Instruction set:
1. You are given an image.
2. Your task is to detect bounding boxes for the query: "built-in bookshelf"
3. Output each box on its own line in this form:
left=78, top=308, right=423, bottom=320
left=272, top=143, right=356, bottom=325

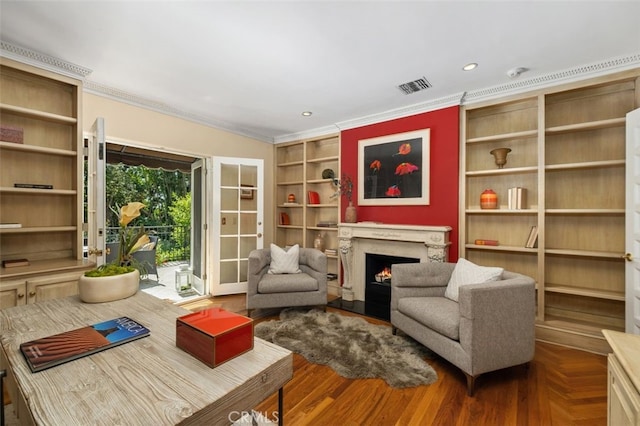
left=275, top=134, right=341, bottom=294
left=460, top=69, right=640, bottom=354
left=0, top=58, right=92, bottom=308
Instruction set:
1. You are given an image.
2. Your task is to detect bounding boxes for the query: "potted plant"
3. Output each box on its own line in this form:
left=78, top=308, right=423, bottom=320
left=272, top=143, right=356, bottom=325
left=79, top=202, right=150, bottom=303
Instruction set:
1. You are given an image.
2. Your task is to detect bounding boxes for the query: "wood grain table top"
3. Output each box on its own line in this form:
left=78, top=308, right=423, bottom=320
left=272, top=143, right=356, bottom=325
left=0, top=291, right=292, bottom=425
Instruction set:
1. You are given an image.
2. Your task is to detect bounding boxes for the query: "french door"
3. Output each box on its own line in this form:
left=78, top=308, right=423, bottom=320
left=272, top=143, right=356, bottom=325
left=86, top=118, right=107, bottom=265
left=211, top=157, right=264, bottom=295
left=626, top=107, right=640, bottom=334
left=190, top=159, right=206, bottom=295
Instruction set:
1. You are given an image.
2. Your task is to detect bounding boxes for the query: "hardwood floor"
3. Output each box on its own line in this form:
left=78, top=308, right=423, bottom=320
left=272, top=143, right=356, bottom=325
left=182, top=295, right=609, bottom=426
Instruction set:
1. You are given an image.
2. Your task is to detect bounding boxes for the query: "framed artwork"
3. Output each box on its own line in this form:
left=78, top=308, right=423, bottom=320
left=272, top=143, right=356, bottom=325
left=240, top=184, right=254, bottom=200
left=357, top=129, right=430, bottom=206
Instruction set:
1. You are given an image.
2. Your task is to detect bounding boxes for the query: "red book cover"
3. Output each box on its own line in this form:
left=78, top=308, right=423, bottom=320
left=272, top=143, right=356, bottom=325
left=474, top=239, right=499, bottom=246
left=20, top=317, right=150, bottom=372
left=307, top=191, right=320, bottom=204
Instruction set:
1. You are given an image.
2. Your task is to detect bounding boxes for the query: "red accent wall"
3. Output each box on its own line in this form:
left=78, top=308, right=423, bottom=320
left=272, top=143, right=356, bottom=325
left=340, top=105, right=460, bottom=260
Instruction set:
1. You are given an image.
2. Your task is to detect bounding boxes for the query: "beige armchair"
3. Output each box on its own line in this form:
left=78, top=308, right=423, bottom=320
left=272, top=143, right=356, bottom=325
left=390, top=262, right=536, bottom=395
left=247, top=247, right=327, bottom=317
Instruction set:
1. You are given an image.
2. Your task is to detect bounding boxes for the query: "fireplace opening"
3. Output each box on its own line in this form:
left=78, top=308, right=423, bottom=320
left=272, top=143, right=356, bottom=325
left=365, top=253, right=419, bottom=320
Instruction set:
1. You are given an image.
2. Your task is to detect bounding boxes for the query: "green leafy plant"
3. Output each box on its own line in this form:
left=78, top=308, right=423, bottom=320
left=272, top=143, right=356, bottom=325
left=85, top=202, right=149, bottom=277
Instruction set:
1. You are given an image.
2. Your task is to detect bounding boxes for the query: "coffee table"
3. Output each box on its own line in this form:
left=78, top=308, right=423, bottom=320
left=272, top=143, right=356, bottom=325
left=0, top=291, right=292, bottom=425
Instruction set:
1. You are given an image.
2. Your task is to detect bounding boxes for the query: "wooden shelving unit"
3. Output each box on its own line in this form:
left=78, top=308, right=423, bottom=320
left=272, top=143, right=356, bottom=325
left=0, top=58, right=93, bottom=308
left=274, top=134, right=341, bottom=295
left=460, top=70, right=640, bottom=354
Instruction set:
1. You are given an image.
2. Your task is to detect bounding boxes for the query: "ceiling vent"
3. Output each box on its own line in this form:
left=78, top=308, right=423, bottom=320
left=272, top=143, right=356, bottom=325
left=398, top=77, right=432, bottom=95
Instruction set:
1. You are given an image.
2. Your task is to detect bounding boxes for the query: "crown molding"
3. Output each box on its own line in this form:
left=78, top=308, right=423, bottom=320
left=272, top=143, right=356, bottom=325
left=0, top=41, right=92, bottom=78
left=462, top=52, right=640, bottom=104
left=4, top=39, right=638, bottom=144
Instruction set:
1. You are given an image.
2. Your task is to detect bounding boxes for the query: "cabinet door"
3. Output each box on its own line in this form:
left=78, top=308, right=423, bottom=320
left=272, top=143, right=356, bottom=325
left=609, top=355, right=640, bottom=426
left=26, top=272, right=81, bottom=303
left=0, top=279, right=27, bottom=308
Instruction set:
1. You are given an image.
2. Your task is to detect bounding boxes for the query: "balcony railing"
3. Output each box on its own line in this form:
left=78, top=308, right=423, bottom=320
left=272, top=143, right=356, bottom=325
left=106, top=225, right=190, bottom=263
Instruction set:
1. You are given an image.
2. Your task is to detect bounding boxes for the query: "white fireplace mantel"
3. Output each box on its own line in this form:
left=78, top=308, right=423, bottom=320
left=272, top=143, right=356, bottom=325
left=338, top=223, right=452, bottom=301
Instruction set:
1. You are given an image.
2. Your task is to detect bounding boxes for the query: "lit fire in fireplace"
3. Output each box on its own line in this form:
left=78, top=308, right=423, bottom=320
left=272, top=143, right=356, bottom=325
left=375, top=267, right=392, bottom=283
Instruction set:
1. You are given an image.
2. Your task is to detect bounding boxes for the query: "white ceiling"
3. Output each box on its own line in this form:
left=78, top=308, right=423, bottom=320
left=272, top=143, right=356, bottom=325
left=1, top=1, right=639, bottom=143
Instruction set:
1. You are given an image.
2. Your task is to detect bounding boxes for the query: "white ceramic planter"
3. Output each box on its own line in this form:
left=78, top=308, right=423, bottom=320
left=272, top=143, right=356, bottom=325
left=79, top=269, right=140, bottom=303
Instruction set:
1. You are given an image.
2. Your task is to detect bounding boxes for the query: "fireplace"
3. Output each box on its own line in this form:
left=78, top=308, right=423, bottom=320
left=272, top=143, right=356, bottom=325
left=328, top=223, right=451, bottom=320
left=364, top=254, right=419, bottom=320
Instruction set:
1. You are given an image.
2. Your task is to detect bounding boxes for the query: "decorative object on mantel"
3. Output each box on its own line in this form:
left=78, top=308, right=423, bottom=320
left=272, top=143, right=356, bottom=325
left=79, top=202, right=149, bottom=303
left=480, top=189, right=498, bottom=209
left=287, top=193, right=296, bottom=203
left=255, top=308, right=437, bottom=388
left=490, top=147, right=511, bottom=169
left=335, top=174, right=357, bottom=223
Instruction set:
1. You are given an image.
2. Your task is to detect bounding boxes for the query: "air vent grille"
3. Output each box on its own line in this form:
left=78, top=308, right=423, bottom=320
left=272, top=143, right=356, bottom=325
left=398, top=77, right=432, bottom=95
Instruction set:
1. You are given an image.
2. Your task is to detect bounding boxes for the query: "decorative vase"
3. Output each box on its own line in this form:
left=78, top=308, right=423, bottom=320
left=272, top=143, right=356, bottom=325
left=490, top=147, right=512, bottom=169
left=345, top=201, right=357, bottom=223
left=480, top=189, right=498, bottom=209
left=313, top=233, right=325, bottom=252
left=287, top=193, right=296, bottom=203
left=78, top=269, right=140, bottom=303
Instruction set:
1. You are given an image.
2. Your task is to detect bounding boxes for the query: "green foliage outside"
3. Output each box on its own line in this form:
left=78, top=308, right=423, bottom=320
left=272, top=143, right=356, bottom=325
left=106, top=164, right=191, bottom=264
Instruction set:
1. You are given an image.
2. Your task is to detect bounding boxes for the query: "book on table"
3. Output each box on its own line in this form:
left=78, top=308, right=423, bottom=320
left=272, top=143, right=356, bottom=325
left=20, top=317, right=150, bottom=373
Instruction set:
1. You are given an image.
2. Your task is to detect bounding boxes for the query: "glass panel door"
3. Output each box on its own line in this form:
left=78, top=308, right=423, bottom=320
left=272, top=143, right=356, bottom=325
left=212, top=157, right=263, bottom=295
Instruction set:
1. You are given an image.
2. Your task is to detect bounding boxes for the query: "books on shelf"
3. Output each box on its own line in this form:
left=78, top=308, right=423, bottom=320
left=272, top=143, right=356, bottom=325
left=14, top=183, right=54, bottom=190
left=279, top=212, right=290, bottom=225
left=324, top=248, right=338, bottom=256
left=20, top=317, right=150, bottom=373
left=525, top=226, right=538, bottom=248
left=2, top=258, right=30, bottom=268
left=317, top=221, right=337, bottom=228
left=474, top=239, right=499, bottom=246
left=507, top=187, right=527, bottom=209
left=0, top=223, right=22, bottom=229
left=0, top=125, right=24, bottom=143
left=327, top=273, right=338, bottom=281
left=307, top=191, right=320, bottom=204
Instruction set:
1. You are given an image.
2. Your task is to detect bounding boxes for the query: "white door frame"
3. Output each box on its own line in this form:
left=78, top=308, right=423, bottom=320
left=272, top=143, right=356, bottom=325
left=626, top=107, right=640, bottom=334
left=211, top=157, right=264, bottom=295
left=86, top=118, right=106, bottom=266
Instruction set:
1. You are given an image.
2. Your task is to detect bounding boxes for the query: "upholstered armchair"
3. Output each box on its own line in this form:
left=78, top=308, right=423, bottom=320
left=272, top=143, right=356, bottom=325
left=247, top=246, right=327, bottom=317
left=390, top=261, right=536, bottom=395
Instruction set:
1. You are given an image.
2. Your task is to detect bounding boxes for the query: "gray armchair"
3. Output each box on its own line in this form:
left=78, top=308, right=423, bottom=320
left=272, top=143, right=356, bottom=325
left=247, top=247, right=327, bottom=317
left=390, top=262, right=535, bottom=395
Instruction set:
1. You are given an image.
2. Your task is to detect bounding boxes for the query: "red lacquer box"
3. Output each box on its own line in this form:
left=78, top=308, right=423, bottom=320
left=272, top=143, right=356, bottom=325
left=176, top=308, right=254, bottom=368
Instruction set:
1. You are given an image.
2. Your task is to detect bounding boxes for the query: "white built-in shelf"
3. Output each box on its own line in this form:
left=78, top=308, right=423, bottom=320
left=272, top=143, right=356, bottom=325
left=0, top=186, right=76, bottom=195
left=466, top=209, right=538, bottom=214
left=465, top=244, right=538, bottom=253
left=545, top=248, right=624, bottom=259
left=466, top=129, right=538, bottom=144
left=0, top=103, right=77, bottom=124
left=0, top=141, right=76, bottom=157
left=545, top=159, right=625, bottom=171
left=465, top=166, right=538, bottom=177
left=276, top=181, right=304, bottom=186
left=545, top=284, right=625, bottom=301
left=546, top=209, right=625, bottom=215
left=0, top=226, right=77, bottom=234
left=307, top=155, right=339, bottom=163
left=545, top=117, right=626, bottom=135
left=277, top=160, right=304, bottom=167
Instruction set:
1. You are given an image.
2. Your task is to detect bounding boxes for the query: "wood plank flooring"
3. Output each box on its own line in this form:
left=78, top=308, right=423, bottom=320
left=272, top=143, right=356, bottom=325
left=182, top=295, right=609, bottom=426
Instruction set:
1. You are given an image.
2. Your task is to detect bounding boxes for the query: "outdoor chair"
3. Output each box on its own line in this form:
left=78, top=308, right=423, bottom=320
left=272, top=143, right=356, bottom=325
left=105, top=236, right=159, bottom=281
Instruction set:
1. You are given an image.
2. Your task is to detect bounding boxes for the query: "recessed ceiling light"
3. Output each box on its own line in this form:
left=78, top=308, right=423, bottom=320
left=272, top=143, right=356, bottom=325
left=302, top=111, right=312, bottom=117
left=462, top=63, right=478, bottom=71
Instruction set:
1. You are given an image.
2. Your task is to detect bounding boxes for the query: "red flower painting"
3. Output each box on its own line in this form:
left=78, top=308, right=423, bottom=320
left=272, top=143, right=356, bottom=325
left=385, top=185, right=401, bottom=197
left=395, top=162, right=419, bottom=175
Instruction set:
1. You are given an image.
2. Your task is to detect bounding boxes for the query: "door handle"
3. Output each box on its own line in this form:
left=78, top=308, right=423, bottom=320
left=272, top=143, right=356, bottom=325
left=88, top=247, right=104, bottom=256
left=623, top=253, right=633, bottom=262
